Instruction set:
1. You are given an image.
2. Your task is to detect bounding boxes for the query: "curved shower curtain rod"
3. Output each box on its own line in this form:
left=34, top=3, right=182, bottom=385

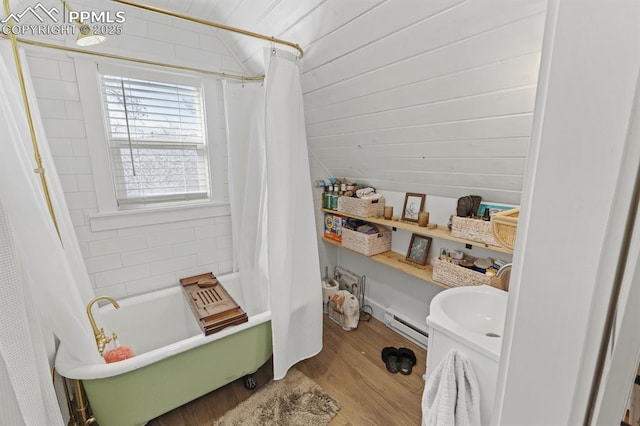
left=111, top=0, right=305, bottom=58
left=4, top=35, right=265, bottom=81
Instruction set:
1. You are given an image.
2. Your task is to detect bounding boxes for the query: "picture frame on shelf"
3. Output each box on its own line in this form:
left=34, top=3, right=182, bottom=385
left=401, top=192, right=426, bottom=222
left=405, top=233, right=432, bottom=266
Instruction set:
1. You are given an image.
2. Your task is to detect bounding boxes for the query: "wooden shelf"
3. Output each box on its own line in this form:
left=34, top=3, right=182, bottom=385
left=322, top=237, right=449, bottom=289
left=321, top=208, right=513, bottom=255
left=323, top=237, right=341, bottom=247
left=321, top=206, right=513, bottom=289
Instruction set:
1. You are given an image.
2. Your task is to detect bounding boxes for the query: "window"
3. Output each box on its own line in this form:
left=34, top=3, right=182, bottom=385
left=75, top=60, right=228, bottom=230
left=100, top=73, right=210, bottom=207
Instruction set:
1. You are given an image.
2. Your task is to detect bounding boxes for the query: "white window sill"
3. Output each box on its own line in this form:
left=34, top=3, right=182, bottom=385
left=89, top=202, right=231, bottom=232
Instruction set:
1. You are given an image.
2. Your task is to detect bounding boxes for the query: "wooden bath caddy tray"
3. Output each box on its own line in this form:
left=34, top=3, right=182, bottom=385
left=179, top=272, right=248, bottom=336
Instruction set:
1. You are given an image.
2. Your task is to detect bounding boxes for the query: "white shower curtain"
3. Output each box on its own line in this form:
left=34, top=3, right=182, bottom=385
left=223, top=80, right=269, bottom=316
left=0, top=40, right=101, bottom=367
left=0, top=203, right=64, bottom=425
left=265, top=50, right=322, bottom=379
left=224, top=50, right=322, bottom=380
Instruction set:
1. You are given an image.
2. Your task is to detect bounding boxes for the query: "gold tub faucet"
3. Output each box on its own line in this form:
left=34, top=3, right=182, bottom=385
left=86, top=296, right=120, bottom=356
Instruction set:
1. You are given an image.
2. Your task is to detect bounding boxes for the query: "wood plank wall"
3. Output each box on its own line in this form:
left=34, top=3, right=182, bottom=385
left=302, top=0, right=547, bottom=205
left=173, top=0, right=547, bottom=204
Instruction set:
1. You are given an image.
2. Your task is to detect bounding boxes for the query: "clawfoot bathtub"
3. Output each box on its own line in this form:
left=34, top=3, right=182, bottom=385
left=55, top=273, right=272, bottom=426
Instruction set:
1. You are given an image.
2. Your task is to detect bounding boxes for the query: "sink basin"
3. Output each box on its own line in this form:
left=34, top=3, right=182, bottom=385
left=426, top=285, right=508, bottom=425
left=427, top=285, right=507, bottom=361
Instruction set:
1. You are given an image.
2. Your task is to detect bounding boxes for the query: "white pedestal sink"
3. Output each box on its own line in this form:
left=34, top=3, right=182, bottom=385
left=425, top=285, right=508, bottom=426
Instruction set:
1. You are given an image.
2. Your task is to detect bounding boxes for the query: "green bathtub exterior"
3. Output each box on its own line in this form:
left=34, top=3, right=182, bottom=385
left=83, top=321, right=272, bottom=426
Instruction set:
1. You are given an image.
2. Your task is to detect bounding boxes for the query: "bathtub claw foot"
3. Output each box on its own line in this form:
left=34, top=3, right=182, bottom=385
left=243, top=374, right=257, bottom=390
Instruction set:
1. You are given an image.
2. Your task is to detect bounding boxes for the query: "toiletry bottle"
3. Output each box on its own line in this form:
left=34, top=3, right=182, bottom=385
left=325, top=185, right=332, bottom=210
left=330, top=185, right=338, bottom=210
left=323, top=185, right=330, bottom=209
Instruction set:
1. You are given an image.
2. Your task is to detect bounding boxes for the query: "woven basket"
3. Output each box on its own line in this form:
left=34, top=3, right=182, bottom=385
left=432, top=257, right=504, bottom=290
left=451, top=216, right=499, bottom=246
left=492, top=208, right=519, bottom=250
left=341, top=227, right=391, bottom=256
left=338, top=196, right=385, bottom=218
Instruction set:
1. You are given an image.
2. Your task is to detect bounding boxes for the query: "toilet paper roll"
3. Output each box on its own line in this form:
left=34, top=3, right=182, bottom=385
left=322, top=280, right=339, bottom=313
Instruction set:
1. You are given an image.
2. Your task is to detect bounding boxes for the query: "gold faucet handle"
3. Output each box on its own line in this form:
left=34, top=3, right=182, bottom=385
left=87, top=296, right=120, bottom=356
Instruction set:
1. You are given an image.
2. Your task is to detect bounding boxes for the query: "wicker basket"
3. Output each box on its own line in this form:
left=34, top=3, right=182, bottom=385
left=338, top=196, right=385, bottom=218
left=432, top=257, right=504, bottom=290
left=451, top=216, right=499, bottom=246
left=492, top=208, right=519, bottom=250
left=341, top=227, right=391, bottom=256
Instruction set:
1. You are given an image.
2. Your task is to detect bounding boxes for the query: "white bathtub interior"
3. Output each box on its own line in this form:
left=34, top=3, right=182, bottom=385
left=55, top=272, right=271, bottom=380
left=102, top=272, right=256, bottom=352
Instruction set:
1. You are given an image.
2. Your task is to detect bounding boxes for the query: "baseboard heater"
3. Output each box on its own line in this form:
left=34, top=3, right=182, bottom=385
left=384, top=309, right=429, bottom=350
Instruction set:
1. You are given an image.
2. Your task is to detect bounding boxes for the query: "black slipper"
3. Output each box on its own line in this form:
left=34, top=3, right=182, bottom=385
left=381, top=347, right=400, bottom=373
left=398, top=347, right=416, bottom=375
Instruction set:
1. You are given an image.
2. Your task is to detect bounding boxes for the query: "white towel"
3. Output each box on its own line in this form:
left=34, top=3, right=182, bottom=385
left=356, top=187, right=375, bottom=198
left=422, top=349, right=481, bottom=426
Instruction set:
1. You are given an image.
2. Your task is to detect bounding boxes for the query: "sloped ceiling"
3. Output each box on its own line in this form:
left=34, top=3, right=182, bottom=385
left=139, top=0, right=547, bottom=205
left=6, top=0, right=547, bottom=204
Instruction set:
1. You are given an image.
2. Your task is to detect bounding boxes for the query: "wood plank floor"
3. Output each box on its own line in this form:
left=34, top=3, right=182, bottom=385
left=147, top=315, right=427, bottom=425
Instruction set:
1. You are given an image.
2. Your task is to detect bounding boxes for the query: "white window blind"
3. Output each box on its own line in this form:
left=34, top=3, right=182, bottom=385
left=101, top=74, right=210, bottom=206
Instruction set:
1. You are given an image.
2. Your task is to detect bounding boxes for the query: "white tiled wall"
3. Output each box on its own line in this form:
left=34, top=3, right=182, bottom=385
left=25, top=12, right=244, bottom=299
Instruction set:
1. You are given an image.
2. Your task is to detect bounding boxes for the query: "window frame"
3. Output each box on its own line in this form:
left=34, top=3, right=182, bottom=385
left=75, top=59, right=229, bottom=231
left=101, top=72, right=209, bottom=207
